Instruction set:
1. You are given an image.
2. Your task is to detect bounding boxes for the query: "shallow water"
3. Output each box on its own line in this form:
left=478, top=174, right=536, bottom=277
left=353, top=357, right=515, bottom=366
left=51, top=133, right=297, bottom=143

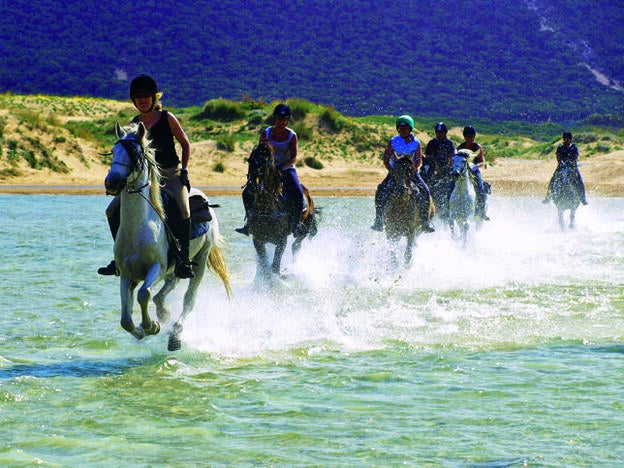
left=0, top=194, right=622, bottom=466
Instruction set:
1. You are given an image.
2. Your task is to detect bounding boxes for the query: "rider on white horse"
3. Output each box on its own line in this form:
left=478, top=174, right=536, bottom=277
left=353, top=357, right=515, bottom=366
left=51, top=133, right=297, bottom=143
left=457, top=126, right=491, bottom=221
left=542, top=131, right=588, bottom=206
left=371, top=115, right=435, bottom=233
left=98, top=74, right=196, bottom=279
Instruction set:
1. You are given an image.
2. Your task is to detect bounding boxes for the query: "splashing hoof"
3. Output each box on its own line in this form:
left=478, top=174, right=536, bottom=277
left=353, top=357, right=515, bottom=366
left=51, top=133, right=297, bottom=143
left=168, top=333, right=182, bottom=351
left=142, top=320, right=161, bottom=336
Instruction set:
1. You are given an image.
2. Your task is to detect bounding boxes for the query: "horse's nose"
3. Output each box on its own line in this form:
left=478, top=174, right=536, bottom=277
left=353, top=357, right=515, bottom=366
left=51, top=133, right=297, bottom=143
left=105, top=173, right=121, bottom=195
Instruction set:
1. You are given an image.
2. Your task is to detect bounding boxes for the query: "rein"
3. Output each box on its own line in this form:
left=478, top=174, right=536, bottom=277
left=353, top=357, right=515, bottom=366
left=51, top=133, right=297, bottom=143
left=111, top=136, right=181, bottom=251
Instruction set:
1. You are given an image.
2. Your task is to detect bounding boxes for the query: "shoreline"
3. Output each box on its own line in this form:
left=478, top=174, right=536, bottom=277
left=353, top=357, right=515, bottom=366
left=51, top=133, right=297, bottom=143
left=0, top=182, right=621, bottom=197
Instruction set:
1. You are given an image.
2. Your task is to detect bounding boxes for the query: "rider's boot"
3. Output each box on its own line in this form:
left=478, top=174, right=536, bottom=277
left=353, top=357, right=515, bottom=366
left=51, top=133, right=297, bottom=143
left=235, top=220, right=250, bottom=236
left=371, top=191, right=384, bottom=231
left=581, top=186, right=588, bottom=205
left=175, top=218, right=196, bottom=279
left=417, top=195, right=435, bottom=233
left=476, top=193, right=491, bottom=221
left=371, top=214, right=384, bottom=231
left=293, top=221, right=308, bottom=238
left=98, top=208, right=120, bottom=276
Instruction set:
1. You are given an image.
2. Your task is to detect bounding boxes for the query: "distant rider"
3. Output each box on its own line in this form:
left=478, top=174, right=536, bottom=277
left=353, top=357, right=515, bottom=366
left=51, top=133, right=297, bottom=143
left=457, top=125, right=491, bottom=221
left=235, top=103, right=307, bottom=237
left=98, top=74, right=196, bottom=278
left=371, top=114, right=435, bottom=233
left=542, top=131, right=588, bottom=205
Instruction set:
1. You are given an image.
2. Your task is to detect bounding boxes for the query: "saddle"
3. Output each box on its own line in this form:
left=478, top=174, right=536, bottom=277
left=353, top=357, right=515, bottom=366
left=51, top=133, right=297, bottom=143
left=162, top=188, right=217, bottom=242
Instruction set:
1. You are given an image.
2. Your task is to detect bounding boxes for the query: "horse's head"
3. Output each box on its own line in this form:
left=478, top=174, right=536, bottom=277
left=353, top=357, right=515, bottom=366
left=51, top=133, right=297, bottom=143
left=451, top=150, right=472, bottom=180
left=390, top=156, right=415, bottom=190
left=247, top=142, right=279, bottom=192
left=104, top=122, right=159, bottom=196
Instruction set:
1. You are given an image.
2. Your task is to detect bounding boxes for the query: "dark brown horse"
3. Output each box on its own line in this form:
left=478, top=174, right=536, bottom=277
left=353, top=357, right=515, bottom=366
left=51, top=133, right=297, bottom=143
left=384, top=156, right=434, bottom=266
left=244, top=143, right=318, bottom=278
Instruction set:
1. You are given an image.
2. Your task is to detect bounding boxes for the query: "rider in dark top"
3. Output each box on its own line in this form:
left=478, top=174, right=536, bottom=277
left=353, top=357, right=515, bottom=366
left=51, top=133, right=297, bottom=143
left=422, top=122, right=456, bottom=181
left=542, top=131, right=588, bottom=205
left=98, top=74, right=196, bottom=278
left=457, top=125, right=490, bottom=221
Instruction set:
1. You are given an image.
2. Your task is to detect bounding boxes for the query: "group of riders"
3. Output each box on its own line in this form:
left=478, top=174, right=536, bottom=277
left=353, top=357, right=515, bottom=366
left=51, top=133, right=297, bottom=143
left=97, top=74, right=588, bottom=279
left=371, top=115, right=492, bottom=234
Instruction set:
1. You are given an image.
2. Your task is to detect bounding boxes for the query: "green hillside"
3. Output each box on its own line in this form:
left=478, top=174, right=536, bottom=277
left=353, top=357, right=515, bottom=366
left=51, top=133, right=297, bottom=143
left=1, top=94, right=623, bottom=186
left=0, top=1, right=623, bottom=122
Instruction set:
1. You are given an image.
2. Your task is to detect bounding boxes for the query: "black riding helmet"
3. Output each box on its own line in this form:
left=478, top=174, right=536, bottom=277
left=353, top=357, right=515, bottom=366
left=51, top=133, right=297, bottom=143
left=130, top=74, right=159, bottom=98
left=463, top=125, right=477, bottom=138
left=562, top=131, right=573, bottom=140
left=435, top=122, right=448, bottom=133
left=273, top=104, right=292, bottom=119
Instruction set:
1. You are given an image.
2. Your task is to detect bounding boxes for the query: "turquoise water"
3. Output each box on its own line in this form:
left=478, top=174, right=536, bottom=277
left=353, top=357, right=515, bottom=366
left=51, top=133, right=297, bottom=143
left=1, top=194, right=623, bottom=466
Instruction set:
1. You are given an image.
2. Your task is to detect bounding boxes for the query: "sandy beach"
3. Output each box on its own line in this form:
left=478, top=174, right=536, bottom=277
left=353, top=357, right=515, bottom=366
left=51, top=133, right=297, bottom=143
left=1, top=149, right=622, bottom=197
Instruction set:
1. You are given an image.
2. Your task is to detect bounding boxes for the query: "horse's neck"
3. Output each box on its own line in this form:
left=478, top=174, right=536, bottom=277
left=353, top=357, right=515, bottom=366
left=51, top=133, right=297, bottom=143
left=454, top=170, right=474, bottom=196
left=119, top=187, right=165, bottom=239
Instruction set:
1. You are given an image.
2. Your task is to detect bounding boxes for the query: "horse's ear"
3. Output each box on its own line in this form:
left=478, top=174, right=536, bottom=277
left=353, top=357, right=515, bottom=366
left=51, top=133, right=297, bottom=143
left=115, top=121, right=125, bottom=139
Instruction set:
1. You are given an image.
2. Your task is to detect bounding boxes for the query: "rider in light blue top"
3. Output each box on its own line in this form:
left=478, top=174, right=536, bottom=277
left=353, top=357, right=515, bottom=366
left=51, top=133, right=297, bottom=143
left=371, top=115, right=435, bottom=233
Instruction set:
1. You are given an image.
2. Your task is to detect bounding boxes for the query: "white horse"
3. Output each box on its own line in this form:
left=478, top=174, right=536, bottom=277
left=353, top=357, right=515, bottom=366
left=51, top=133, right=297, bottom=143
left=104, top=122, right=231, bottom=351
left=448, top=149, right=477, bottom=246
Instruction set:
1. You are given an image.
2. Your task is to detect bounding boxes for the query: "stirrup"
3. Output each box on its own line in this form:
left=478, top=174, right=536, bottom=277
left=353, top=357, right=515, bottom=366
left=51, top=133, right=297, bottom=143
left=421, top=221, right=435, bottom=233
left=371, top=220, right=384, bottom=231
left=97, top=260, right=117, bottom=276
left=175, top=260, right=195, bottom=279
left=293, top=222, right=308, bottom=238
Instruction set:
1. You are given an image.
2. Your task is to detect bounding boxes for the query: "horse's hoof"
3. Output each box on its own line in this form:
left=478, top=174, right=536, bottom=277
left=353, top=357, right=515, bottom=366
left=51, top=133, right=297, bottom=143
left=142, top=321, right=161, bottom=336
left=168, top=334, right=182, bottom=351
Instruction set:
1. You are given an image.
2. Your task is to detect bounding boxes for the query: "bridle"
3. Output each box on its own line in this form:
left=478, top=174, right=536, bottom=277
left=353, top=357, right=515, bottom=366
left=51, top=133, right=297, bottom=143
left=108, top=137, right=151, bottom=194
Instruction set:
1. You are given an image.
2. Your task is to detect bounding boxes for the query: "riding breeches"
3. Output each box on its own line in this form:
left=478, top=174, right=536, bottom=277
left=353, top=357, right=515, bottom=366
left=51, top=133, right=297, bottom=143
left=280, top=166, right=305, bottom=225
left=161, top=166, right=190, bottom=219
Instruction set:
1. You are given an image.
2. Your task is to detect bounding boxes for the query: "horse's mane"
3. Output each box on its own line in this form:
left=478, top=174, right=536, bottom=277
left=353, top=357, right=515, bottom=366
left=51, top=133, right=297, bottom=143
left=122, top=123, right=165, bottom=219
left=247, top=143, right=281, bottom=195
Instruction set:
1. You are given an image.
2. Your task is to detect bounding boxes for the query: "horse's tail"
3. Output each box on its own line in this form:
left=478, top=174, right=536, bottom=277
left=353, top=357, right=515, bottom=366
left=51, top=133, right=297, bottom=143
left=207, top=237, right=232, bottom=299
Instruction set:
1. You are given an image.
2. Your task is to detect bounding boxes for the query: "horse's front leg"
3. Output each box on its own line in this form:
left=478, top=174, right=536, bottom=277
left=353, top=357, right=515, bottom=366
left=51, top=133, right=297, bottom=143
left=120, top=277, right=143, bottom=339
left=404, top=231, right=415, bottom=267
left=136, top=264, right=162, bottom=337
left=569, top=209, right=576, bottom=229
left=253, top=238, right=270, bottom=276
left=557, top=209, right=566, bottom=231
left=272, top=237, right=288, bottom=275
left=154, top=275, right=177, bottom=324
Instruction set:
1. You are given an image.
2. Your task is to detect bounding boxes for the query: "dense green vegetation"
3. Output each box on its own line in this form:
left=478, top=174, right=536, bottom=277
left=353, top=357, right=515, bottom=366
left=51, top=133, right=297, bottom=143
left=1, top=94, right=622, bottom=183
left=0, top=1, right=622, bottom=123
